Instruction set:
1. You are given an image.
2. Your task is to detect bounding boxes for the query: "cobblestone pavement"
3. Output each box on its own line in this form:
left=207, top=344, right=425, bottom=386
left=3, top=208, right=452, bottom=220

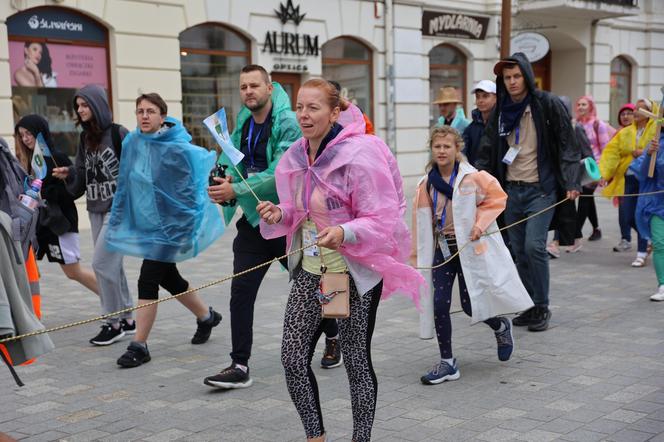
left=1, top=199, right=664, bottom=441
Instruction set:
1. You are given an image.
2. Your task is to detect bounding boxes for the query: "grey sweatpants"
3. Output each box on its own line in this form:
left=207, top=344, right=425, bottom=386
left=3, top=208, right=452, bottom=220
left=89, top=212, right=133, bottom=324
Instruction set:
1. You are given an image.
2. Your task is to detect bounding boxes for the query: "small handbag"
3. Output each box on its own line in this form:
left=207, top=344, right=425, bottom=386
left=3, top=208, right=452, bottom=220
left=316, top=252, right=350, bottom=319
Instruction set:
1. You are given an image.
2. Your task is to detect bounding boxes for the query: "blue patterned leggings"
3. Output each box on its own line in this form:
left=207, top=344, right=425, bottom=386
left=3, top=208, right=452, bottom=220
left=432, top=245, right=502, bottom=359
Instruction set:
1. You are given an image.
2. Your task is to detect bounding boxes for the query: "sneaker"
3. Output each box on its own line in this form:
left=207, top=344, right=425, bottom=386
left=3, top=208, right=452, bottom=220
left=546, top=242, right=560, bottom=259
left=320, top=338, right=343, bottom=369
left=631, top=255, right=647, bottom=268
left=191, top=307, right=222, bottom=345
left=588, top=228, right=602, bottom=241
left=420, top=359, right=460, bottom=385
left=527, top=306, right=552, bottom=332
left=650, top=286, right=664, bottom=302
left=120, top=319, right=136, bottom=335
left=117, top=342, right=151, bottom=368
left=613, top=239, right=632, bottom=252
left=494, top=318, right=514, bottom=361
left=204, top=364, right=253, bottom=389
left=89, top=324, right=125, bottom=346
left=513, top=307, right=535, bottom=327
left=567, top=239, right=583, bottom=253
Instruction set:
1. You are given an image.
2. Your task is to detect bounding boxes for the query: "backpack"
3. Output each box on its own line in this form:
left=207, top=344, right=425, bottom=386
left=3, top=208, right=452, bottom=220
left=0, top=139, right=38, bottom=259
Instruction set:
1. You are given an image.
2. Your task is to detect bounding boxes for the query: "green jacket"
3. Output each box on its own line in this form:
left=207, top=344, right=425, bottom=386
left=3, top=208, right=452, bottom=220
left=217, top=82, right=301, bottom=227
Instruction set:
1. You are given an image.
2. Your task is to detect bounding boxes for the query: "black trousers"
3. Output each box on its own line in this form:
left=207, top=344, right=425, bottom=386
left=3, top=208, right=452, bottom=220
left=230, top=216, right=288, bottom=365
left=229, top=216, right=339, bottom=364
left=575, top=186, right=599, bottom=238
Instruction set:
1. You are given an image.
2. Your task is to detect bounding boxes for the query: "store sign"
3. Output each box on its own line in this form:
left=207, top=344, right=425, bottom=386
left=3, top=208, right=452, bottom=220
left=422, top=10, right=489, bottom=40
left=511, top=32, right=550, bottom=63
left=7, top=8, right=106, bottom=43
left=263, top=0, right=319, bottom=72
left=263, top=32, right=318, bottom=56
left=275, top=0, right=306, bottom=25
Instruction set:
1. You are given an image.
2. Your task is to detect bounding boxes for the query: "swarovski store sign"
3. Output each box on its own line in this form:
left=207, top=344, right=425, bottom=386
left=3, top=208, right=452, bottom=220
left=262, top=0, right=320, bottom=72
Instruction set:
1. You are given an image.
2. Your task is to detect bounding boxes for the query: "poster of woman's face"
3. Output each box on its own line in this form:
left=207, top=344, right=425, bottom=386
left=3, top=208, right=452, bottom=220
left=10, top=40, right=109, bottom=156
left=13, top=41, right=55, bottom=87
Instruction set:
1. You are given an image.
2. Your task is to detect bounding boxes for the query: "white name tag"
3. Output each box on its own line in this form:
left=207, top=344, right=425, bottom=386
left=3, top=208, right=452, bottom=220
left=502, top=145, right=521, bottom=165
left=437, top=234, right=452, bottom=260
left=303, top=225, right=319, bottom=257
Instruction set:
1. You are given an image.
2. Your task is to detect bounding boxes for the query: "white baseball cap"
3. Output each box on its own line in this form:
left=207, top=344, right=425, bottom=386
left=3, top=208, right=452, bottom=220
left=471, top=80, right=496, bottom=94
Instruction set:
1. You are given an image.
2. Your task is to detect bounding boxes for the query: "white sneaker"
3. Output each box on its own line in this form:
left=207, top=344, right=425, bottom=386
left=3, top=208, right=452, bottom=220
left=650, top=286, right=664, bottom=302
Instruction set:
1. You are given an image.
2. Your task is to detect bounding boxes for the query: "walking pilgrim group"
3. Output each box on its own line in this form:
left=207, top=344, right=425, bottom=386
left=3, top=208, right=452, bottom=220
left=2, top=52, right=663, bottom=441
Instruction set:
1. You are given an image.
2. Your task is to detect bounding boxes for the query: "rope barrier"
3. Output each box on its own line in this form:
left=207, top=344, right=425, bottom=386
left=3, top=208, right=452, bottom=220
left=1, top=189, right=663, bottom=346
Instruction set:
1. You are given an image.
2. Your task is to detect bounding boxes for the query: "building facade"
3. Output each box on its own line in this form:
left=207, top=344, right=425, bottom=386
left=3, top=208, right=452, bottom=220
left=1, top=0, right=661, bottom=188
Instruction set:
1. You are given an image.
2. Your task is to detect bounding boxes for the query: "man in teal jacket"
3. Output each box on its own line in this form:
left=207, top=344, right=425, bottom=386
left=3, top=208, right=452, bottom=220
left=205, top=65, right=301, bottom=389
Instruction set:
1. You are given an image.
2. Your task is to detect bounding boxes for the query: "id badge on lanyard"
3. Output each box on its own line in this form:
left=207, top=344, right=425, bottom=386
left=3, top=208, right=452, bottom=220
left=246, top=119, right=263, bottom=177
left=502, top=126, right=521, bottom=165
left=303, top=220, right=320, bottom=257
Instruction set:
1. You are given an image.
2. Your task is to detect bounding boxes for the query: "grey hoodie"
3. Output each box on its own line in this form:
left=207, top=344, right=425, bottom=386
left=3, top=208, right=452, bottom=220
left=66, top=85, right=128, bottom=213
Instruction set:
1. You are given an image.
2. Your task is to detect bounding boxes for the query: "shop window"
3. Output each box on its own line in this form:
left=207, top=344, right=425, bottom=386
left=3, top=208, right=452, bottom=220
left=8, top=7, right=110, bottom=156
left=429, top=44, right=467, bottom=126
left=322, top=37, right=373, bottom=119
left=610, top=56, right=632, bottom=128
left=180, top=24, right=250, bottom=149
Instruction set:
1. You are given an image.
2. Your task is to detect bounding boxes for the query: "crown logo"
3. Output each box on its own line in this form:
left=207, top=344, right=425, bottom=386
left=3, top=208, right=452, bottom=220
left=275, top=0, right=306, bottom=25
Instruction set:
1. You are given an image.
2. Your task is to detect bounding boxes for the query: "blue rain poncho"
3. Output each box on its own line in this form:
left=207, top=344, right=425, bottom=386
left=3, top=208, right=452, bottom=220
left=630, top=132, right=664, bottom=240
left=105, top=117, right=224, bottom=262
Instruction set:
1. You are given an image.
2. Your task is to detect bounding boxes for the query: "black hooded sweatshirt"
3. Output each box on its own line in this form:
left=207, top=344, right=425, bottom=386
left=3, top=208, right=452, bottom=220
left=66, top=85, right=128, bottom=214
left=15, top=114, right=78, bottom=234
left=476, top=52, right=581, bottom=194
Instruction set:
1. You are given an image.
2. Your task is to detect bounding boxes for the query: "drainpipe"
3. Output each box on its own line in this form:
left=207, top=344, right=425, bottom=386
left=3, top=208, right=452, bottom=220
left=590, top=19, right=598, bottom=114
left=384, top=0, right=396, bottom=153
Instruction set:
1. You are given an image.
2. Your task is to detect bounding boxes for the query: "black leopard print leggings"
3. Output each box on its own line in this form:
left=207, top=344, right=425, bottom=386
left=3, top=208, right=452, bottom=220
left=282, top=270, right=382, bottom=441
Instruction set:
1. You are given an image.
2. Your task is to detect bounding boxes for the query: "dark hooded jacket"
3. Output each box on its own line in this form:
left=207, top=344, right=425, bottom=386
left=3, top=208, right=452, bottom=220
left=476, top=53, right=581, bottom=194
left=15, top=115, right=78, bottom=235
left=463, top=108, right=492, bottom=167
left=65, top=85, right=128, bottom=213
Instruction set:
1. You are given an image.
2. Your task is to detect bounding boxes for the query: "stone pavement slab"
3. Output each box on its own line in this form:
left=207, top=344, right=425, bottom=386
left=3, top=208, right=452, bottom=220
left=1, top=199, right=663, bottom=441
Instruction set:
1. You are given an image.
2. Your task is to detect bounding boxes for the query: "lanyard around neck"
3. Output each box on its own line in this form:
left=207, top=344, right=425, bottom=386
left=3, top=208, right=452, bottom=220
left=247, top=118, right=264, bottom=168
left=432, top=168, right=457, bottom=231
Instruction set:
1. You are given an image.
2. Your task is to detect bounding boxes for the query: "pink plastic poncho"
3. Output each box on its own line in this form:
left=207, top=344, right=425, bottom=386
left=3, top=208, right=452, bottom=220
left=260, top=104, right=423, bottom=306
left=575, top=95, right=616, bottom=161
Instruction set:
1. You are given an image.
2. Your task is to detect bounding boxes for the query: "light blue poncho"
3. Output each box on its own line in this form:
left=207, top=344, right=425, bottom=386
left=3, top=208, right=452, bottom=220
left=105, top=117, right=224, bottom=262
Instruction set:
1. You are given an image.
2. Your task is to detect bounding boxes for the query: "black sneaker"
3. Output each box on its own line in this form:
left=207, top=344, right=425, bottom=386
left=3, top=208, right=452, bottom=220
left=528, top=306, right=552, bottom=332
left=320, top=338, right=343, bottom=369
left=494, top=318, right=514, bottom=361
left=120, top=319, right=136, bottom=335
left=588, top=228, right=602, bottom=241
left=117, top=342, right=151, bottom=368
left=204, top=364, right=252, bottom=389
left=191, top=307, right=222, bottom=345
left=89, top=324, right=125, bottom=346
left=512, top=307, right=535, bottom=327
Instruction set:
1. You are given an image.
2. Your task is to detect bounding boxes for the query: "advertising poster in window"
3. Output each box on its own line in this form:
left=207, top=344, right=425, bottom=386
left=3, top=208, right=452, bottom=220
left=10, top=41, right=108, bottom=156
left=8, top=7, right=109, bottom=157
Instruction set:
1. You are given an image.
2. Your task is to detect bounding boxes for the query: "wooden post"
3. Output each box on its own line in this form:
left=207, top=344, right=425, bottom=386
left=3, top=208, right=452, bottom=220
left=501, top=0, right=512, bottom=59
left=649, top=106, right=662, bottom=178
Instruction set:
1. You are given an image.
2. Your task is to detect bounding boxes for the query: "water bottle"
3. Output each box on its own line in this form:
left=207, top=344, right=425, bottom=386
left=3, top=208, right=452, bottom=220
left=19, top=179, right=42, bottom=210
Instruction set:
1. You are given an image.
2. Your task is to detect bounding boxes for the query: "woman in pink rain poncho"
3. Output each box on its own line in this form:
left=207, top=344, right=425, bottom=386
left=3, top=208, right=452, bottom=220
left=574, top=95, right=616, bottom=244
left=258, top=79, right=423, bottom=442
